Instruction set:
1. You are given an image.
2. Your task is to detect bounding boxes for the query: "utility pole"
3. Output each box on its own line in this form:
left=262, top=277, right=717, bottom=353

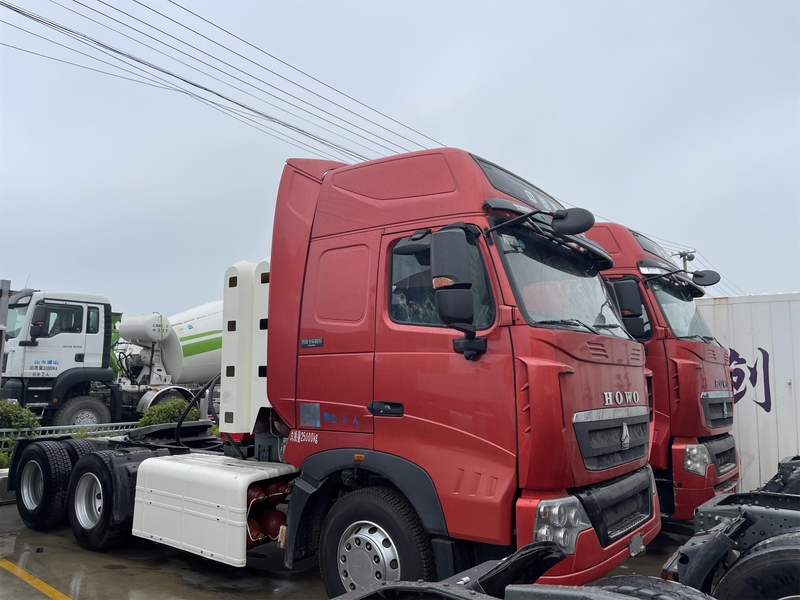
left=673, top=250, right=696, bottom=272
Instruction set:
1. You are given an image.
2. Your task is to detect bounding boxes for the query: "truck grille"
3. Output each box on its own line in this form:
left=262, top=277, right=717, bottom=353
left=701, top=433, right=737, bottom=475
left=573, top=406, right=649, bottom=471
left=573, top=466, right=654, bottom=547
left=701, top=391, right=733, bottom=429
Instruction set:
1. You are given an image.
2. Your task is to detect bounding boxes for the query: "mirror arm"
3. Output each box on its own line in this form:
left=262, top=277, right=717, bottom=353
left=483, top=210, right=542, bottom=237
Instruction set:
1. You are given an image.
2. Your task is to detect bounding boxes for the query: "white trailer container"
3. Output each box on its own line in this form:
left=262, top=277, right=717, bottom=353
left=697, top=293, right=800, bottom=491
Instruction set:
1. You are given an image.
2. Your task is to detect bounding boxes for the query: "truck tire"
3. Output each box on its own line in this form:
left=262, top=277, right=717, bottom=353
left=15, top=441, right=72, bottom=529
left=60, top=439, right=98, bottom=466
left=319, top=486, right=435, bottom=597
left=587, top=575, right=714, bottom=600
left=713, top=531, right=800, bottom=600
left=53, top=396, right=111, bottom=426
left=67, top=451, right=130, bottom=550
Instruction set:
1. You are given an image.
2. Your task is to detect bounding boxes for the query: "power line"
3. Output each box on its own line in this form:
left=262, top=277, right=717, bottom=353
left=0, top=14, right=351, bottom=162
left=1, top=1, right=366, bottom=162
left=45, top=0, right=386, bottom=160
left=146, top=0, right=439, bottom=151
left=64, top=0, right=372, bottom=160
left=91, top=0, right=411, bottom=155
left=168, top=0, right=444, bottom=149
left=0, top=36, right=343, bottom=163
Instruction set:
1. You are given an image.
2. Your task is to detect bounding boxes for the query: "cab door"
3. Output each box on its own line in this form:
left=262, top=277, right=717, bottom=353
left=84, top=305, right=106, bottom=367
left=23, top=301, right=86, bottom=379
left=372, top=224, right=518, bottom=546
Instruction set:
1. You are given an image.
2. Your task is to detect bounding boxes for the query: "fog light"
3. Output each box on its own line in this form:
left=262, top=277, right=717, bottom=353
left=534, top=525, right=553, bottom=542
left=533, top=496, right=591, bottom=555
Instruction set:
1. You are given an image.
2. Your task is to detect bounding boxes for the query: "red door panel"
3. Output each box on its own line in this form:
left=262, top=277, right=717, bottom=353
left=297, top=231, right=380, bottom=436
left=373, top=228, right=517, bottom=546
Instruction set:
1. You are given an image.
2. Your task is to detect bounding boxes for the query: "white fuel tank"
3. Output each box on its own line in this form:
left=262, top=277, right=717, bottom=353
left=119, top=301, right=223, bottom=385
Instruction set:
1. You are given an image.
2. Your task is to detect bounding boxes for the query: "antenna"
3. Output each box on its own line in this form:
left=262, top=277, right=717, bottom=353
left=23, top=273, right=31, bottom=288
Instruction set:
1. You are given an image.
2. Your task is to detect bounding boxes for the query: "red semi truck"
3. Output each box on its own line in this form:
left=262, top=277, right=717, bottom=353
left=586, top=223, right=738, bottom=522
left=10, top=149, right=660, bottom=597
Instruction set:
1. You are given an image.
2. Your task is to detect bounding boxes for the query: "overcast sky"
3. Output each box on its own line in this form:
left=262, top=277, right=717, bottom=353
left=1, top=0, right=798, bottom=318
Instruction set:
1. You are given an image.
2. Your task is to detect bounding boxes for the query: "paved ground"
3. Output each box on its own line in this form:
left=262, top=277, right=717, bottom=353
left=0, top=503, right=686, bottom=600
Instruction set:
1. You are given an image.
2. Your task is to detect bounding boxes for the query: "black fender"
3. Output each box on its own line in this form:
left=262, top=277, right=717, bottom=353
left=49, top=367, right=121, bottom=422
left=284, top=449, right=448, bottom=570
left=51, top=367, right=115, bottom=407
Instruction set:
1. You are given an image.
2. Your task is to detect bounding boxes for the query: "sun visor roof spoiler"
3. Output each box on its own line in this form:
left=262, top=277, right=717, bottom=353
left=483, top=198, right=615, bottom=271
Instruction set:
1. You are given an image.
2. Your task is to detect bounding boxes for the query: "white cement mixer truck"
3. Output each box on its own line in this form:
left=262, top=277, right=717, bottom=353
left=1, top=289, right=223, bottom=425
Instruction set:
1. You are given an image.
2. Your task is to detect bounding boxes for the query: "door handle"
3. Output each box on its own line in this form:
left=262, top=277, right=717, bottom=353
left=367, top=401, right=404, bottom=417
left=75, top=353, right=84, bottom=362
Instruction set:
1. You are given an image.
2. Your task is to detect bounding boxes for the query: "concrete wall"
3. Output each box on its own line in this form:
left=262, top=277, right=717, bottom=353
left=697, top=293, right=800, bottom=491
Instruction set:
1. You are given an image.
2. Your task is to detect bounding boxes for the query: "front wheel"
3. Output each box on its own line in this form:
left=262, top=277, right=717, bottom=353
left=319, top=486, right=435, bottom=597
left=53, top=396, right=111, bottom=426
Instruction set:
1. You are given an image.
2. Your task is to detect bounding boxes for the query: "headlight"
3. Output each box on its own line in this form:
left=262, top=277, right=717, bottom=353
left=533, top=496, right=591, bottom=555
left=683, top=444, right=712, bottom=476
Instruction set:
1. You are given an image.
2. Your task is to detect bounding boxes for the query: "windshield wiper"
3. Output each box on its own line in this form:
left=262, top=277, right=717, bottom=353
left=594, top=323, right=622, bottom=329
left=536, top=319, right=600, bottom=335
left=678, top=334, right=707, bottom=342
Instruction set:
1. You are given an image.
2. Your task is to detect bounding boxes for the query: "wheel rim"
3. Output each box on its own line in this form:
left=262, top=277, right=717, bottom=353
left=74, top=472, right=103, bottom=530
left=337, top=520, right=401, bottom=591
left=72, top=410, right=99, bottom=425
left=20, top=460, right=44, bottom=511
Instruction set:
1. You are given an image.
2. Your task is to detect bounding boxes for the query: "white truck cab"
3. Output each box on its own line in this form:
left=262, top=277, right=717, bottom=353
left=2, top=289, right=118, bottom=425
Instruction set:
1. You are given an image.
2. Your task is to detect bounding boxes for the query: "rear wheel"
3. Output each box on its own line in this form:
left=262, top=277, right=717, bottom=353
left=54, top=396, right=111, bottom=426
left=319, top=486, right=435, bottom=598
left=587, top=575, right=714, bottom=599
left=14, top=441, right=72, bottom=529
left=713, top=530, right=800, bottom=600
left=60, top=439, right=98, bottom=466
left=67, top=451, right=129, bottom=550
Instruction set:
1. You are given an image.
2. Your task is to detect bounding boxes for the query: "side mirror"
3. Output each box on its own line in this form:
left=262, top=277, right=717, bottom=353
left=622, top=316, right=646, bottom=339
left=30, top=305, right=48, bottom=340
left=430, top=228, right=474, bottom=329
left=551, top=208, right=595, bottom=235
left=692, top=270, right=720, bottom=287
left=430, top=227, right=486, bottom=360
left=612, top=280, right=643, bottom=317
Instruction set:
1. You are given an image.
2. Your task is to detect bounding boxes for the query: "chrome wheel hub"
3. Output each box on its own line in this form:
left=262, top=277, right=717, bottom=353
left=74, top=472, right=103, bottom=530
left=337, top=520, right=400, bottom=591
left=73, top=410, right=99, bottom=425
left=20, top=460, right=44, bottom=511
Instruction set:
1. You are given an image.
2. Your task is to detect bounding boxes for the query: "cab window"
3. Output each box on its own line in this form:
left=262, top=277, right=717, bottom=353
left=87, top=307, right=100, bottom=334
left=390, top=234, right=494, bottom=329
left=37, top=304, right=84, bottom=338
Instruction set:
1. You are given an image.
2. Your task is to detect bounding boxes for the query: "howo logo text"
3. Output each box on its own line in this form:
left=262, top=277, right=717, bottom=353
left=603, top=391, right=641, bottom=406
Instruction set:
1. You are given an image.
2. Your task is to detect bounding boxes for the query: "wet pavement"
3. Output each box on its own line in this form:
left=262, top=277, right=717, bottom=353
left=0, top=503, right=686, bottom=600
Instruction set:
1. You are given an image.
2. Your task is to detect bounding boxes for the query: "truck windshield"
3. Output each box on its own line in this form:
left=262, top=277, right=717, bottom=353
left=6, top=305, right=28, bottom=339
left=495, top=225, right=628, bottom=338
left=651, top=279, right=717, bottom=343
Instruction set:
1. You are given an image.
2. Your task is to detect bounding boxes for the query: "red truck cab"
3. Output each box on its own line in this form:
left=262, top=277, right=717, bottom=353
left=586, top=223, right=738, bottom=522
left=262, top=149, right=660, bottom=595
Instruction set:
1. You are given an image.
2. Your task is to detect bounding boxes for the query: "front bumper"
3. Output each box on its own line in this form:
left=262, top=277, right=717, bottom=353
left=536, top=500, right=661, bottom=585
left=671, top=436, right=739, bottom=521
left=515, top=467, right=662, bottom=586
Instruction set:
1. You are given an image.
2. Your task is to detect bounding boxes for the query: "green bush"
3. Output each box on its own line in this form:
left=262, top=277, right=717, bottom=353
left=0, top=452, right=9, bottom=470
left=138, top=399, right=199, bottom=428
left=0, top=400, right=39, bottom=431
